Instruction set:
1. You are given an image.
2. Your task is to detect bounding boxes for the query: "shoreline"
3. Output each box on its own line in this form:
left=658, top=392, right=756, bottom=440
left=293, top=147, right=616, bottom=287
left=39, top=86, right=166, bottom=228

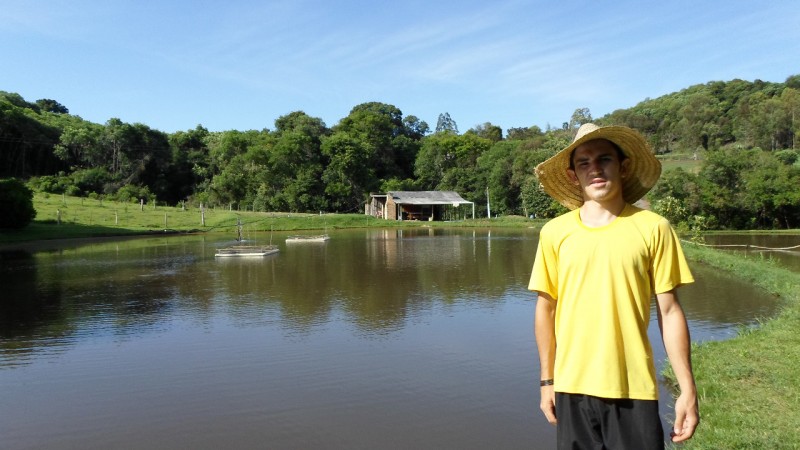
left=663, top=243, right=800, bottom=448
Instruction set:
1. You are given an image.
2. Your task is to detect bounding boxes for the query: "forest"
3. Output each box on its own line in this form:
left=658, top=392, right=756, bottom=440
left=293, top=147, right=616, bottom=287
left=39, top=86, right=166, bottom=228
left=1, top=74, right=799, bottom=230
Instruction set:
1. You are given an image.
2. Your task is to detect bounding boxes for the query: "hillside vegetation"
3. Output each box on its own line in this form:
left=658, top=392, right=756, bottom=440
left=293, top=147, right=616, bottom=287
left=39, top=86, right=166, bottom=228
left=2, top=74, right=799, bottom=230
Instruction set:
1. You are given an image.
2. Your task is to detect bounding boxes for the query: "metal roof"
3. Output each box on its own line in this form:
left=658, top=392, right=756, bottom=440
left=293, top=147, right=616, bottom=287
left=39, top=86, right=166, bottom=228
left=387, top=191, right=473, bottom=205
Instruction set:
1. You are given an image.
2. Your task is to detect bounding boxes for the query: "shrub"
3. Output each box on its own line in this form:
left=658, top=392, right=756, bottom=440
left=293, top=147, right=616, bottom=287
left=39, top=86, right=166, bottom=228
left=111, top=184, right=154, bottom=204
left=70, top=168, right=111, bottom=195
left=0, top=178, right=36, bottom=229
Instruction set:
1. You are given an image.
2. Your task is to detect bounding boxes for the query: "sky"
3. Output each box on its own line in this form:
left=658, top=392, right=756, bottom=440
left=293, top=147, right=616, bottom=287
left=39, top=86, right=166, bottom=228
left=2, top=0, right=799, bottom=135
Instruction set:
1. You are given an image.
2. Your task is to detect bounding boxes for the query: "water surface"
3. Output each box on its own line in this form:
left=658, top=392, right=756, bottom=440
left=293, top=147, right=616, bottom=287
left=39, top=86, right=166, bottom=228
left=0, top=229, right=782, bottom=449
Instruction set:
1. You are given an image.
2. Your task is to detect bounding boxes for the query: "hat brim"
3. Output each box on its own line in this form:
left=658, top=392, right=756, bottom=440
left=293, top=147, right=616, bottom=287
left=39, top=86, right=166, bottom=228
left=534, top=126, right=661, bottom=210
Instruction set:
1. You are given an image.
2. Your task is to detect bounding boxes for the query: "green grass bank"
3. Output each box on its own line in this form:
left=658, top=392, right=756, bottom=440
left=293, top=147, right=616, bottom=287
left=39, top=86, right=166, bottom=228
left=666, top=244, right=800, bottom=449
left=0, top=194, right=539, bottom=244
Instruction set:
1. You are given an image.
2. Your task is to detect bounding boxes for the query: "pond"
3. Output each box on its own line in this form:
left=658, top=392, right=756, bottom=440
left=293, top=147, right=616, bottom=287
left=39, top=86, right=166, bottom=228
left=702, top=233, right=800, bottom=273
left=0, top=228, right=783, bottom=449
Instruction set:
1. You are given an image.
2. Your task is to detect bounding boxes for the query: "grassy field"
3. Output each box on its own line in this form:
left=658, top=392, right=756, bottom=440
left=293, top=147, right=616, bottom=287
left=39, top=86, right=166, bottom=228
left=659, top=154, right=703, bottom=173
left=0, top=193, right=539, bottom=244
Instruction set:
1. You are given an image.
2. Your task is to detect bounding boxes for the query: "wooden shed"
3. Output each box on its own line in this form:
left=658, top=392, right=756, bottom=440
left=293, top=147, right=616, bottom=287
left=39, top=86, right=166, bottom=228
left=366, top=191, right=475, bottom=221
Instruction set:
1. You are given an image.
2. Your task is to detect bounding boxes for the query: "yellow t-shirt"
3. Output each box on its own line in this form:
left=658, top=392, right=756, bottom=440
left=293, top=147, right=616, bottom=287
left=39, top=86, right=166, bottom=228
left=528, top=204, right=694, bottom=400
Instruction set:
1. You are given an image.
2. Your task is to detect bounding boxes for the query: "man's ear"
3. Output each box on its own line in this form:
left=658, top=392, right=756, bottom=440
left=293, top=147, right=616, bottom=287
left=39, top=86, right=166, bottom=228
left=566, top=168, right=579, bottom=185
left=620, top=158, right=631, bottom=179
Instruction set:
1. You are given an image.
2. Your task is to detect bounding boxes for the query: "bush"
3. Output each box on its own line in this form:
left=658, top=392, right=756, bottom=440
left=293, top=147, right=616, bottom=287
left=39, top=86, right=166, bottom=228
left=0, top=178, right=36, bottom=229
left=111, top=184, right=154, bottom=203
left=28, top=174, right=68, bottom=194
left=70, top=168, right=111, bottom=195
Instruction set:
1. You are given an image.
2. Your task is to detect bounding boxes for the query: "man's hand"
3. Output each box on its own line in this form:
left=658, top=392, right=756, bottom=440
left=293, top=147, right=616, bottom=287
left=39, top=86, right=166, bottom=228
left=540, top=385, right=557, bottom=425
left=671, top=390, right=699, bottom=442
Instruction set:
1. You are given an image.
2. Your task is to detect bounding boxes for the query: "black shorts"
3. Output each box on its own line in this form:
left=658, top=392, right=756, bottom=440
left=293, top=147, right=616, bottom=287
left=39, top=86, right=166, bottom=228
left=555, top=393, right=664, bottom=450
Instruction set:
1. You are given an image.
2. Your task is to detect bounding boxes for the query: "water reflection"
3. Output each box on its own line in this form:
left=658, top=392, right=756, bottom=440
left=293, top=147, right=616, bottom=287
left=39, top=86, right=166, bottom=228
left=0, top=229, right=783, bottom=449
left=679, top=262, right=783, bottom=341
left=703, top=233, right=800, bottom=272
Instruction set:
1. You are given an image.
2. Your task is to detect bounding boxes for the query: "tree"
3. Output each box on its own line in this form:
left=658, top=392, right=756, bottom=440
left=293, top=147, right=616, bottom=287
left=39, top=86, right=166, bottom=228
left=169, top=125, right=211, bottom=203
left=677, top=91, right=721, bottom=150
left=35, top=99, right=69, bottom=114
left=435, top=112, right=459, bottom=134
left=105, top=122, right=174, bottom=201
left=697, top=147, right=756, bottom=228
left=207, top=154, right=252, bottom=207
left=515, top=142, right=566, bottom=218
left=403, top=115, right=429, bottom=139
left=780, top=88, right=800, bottom=149
left=785, top=74, right=800, bottom=90
left=521, top=177, right=565, bottom=219
left=649, top=167, right=703, bottom=225
left=414, top=132, right=491, bottom=208
left=0, top=178, right=36, bottom=229
left=477, top=141, right=517, bottom=214
left=54, top=123, right=102, bottom=169
left=100, top=118, right=134, bottom=177
left=266, top=111, right=328, bottom=211
left=205, top=130, right=255, bottom=175
left=414, top=132, right=461, bottom=189
left=325, top=102, right=423, bottom=206
left=568, top=108, right=592, bottom=130
left=335, top=102, right=418, bottom=181
left=507, top=125, right=543, bottom=141
left=741, top=151, right=800, bottom=228
left=321, top=132, right=374, bottom=211
left=0, top=94, right=64, bottom=177
left=467, top=122, right=503, bottom=143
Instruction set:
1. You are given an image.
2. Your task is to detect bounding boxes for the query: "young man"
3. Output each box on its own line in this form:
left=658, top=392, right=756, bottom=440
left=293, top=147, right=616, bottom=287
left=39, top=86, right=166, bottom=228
left=529, top=123, right=699, bottom=449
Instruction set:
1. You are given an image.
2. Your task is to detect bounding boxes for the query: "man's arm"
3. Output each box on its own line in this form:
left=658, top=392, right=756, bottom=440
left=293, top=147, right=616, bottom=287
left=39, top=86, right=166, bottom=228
left=656, top=290, right=699, bottom=443
left=535, top=291, right=557, bottom=425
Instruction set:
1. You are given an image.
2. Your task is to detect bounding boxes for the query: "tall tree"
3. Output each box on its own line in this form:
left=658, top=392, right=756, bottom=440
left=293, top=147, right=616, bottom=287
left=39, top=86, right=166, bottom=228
left=414, top=132, right=491, bottom=206
left=435, top=112, right=459, bottom=134
left=477, top=141, right=517, bottom=214
left=741, top=150, right=800, bottom=228
left=403, top=115, right=430, bottom=139
left=321, top=132, right=374, bottom=211
left=328, top=102, right=422, bottom=200
left=266, top=111, right=329, bottom=211
left=169, top=125, right=211, bottom=203
left=54, top=123, right=103, bottom=169
left=697, top=147, right=755, bottom=228
left=568, top=107, right=592, bottom=130
left=467, top=122, right=503, bottom=143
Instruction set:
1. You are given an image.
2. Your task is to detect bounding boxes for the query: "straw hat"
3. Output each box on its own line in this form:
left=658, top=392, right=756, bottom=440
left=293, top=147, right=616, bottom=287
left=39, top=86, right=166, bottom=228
left=534, top=123, right=661, bottom=210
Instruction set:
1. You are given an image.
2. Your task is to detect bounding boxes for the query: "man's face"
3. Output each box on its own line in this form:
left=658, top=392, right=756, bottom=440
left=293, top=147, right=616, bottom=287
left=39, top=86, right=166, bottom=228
left=567, top=139, right=630, bottom=205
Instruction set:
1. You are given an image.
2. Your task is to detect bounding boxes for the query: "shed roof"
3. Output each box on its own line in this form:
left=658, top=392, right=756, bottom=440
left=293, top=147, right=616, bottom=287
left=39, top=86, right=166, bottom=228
left=387, top=191, right=473, bottom=205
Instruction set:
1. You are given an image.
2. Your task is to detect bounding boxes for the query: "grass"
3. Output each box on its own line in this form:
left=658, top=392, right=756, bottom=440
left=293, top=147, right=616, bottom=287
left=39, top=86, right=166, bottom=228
left=659, top=155, right=703, bottom=174
left=0, top=193, right=542, bottom=244
left=664, top=244, right=800, bottom=449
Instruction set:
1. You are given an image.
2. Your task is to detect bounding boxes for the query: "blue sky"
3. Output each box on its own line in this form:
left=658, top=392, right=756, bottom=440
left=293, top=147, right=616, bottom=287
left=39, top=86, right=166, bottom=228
left=2, top=0, right=799, bottom=134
